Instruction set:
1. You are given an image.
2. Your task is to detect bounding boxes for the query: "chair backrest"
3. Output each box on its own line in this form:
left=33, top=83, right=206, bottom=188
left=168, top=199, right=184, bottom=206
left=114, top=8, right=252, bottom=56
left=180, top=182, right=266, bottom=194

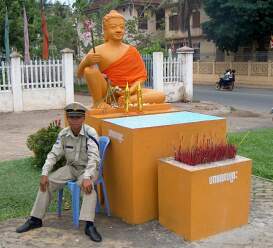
left=98, top=136, right=110, bottom=178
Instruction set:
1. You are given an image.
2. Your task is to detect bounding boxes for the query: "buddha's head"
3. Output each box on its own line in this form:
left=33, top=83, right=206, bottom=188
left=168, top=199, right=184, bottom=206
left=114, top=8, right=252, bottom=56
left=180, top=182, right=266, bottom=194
left=103, top=10, right=125, bottom=42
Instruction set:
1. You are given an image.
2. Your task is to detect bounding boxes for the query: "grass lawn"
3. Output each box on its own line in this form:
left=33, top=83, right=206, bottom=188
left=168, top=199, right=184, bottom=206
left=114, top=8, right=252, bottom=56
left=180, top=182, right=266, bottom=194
left=228, top=128, right=273, bottom=180
left=0, top=158, right=66, bottom=222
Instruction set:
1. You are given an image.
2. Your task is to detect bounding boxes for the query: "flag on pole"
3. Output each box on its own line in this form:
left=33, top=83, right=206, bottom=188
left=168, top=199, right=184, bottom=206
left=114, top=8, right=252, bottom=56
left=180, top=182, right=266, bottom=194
left=23, top=6, right=30, bottom=64
left=41, top=7, right=49, bottom=60
left=4, top=7, right=10, bottom=61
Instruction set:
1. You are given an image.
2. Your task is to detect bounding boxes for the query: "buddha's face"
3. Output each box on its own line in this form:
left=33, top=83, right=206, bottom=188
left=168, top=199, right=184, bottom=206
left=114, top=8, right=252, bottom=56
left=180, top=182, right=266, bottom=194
left=104, top=17, right=125, bottom=41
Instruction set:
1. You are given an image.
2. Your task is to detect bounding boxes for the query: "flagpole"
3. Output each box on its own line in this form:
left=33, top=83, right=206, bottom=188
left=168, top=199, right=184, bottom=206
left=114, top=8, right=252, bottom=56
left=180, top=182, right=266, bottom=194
left=23, top=5, right=30, bottom=64
left=41, top=0, right=49, bottom=60
left=4, top=6, right=10, bottom=62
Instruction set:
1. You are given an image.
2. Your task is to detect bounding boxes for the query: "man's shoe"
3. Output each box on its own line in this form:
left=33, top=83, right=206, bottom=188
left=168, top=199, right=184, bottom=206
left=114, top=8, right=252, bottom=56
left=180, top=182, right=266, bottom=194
left=85, top=225, right=102, bottom=242
left=16, top=217, right=42, bottom=233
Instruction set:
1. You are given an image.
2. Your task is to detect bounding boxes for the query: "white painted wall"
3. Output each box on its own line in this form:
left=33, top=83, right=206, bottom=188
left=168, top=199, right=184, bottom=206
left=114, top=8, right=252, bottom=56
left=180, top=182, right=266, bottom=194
left=164, top=82, right=185, bottom=102
left=22, top=88, right=66, bottom=111
left=0, top=92, right=13, bottom=112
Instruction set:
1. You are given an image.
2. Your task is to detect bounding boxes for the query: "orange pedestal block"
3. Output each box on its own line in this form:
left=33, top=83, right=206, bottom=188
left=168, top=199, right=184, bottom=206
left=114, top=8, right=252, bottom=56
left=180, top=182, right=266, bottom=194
left=158, top=156, right=252, bottom=241
left=99, top=112, right=227, bottom=224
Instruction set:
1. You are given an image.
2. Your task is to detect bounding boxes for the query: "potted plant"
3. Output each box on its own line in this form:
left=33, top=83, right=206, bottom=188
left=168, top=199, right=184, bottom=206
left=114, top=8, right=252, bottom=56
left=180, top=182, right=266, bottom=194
left=158, top=135, right=252, bottom=241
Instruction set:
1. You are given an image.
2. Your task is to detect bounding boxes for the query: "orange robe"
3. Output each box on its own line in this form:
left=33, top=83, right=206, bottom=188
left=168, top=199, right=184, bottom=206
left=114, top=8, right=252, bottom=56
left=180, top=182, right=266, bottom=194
left=102, top=46, right=147, bottom=87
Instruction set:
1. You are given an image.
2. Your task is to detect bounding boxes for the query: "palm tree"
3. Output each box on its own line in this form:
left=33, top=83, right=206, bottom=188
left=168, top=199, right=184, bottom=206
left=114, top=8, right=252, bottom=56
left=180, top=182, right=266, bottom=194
left=160, top=0, right=201, bottom=47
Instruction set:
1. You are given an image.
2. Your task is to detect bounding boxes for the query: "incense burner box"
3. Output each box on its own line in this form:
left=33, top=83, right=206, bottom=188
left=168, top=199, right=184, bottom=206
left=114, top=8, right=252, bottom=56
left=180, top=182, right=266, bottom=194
left=158, top=156, right=252, bottom=240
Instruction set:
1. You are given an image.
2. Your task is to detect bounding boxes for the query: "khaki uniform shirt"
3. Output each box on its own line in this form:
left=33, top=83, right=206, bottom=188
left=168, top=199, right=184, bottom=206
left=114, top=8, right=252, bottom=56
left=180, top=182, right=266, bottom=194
left=41, top=124, right=100, bottom=179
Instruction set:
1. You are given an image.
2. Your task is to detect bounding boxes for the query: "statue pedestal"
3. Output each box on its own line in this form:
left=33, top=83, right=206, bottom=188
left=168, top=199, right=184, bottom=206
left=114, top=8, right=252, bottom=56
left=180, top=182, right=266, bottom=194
left=85, top=103, right=176, bottom=135
left=96, top=112, right=227, bottom=224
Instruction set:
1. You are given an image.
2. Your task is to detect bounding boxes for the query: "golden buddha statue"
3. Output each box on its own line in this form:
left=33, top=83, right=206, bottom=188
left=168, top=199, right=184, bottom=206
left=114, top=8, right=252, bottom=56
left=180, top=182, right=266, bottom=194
left=77, top=10, right=165, bottom=108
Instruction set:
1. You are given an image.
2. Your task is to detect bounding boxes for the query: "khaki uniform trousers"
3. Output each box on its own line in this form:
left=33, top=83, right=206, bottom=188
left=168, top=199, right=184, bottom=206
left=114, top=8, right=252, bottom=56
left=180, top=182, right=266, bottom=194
left=31, top=165, right=97, bottom=222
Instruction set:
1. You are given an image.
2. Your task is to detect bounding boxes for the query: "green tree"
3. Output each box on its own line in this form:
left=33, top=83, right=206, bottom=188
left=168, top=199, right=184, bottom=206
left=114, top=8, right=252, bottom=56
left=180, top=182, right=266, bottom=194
left=0, top=0, right=78, bottom=59
left=202, top=0, right=273, bottom=52
left=46, top=2, right=78, bottom=58
left=0, top=0, right=41, bottom=57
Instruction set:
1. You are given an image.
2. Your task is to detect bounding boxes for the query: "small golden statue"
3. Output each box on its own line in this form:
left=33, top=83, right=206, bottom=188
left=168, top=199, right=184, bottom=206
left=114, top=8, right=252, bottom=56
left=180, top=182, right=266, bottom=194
left=137, top=83, right=143, bottom=112
left=124, top=82, right=130, bottom=112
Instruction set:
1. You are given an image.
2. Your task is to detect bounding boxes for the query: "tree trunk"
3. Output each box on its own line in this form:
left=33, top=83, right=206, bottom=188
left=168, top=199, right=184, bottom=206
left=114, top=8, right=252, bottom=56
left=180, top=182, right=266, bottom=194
left=187, top=18, right=192, bottom=47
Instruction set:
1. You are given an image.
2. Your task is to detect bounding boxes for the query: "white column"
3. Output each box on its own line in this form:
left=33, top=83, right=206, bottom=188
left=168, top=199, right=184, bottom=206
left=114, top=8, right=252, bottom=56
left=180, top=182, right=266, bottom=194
left=61, top=48, right=74, bottom=105
left=177, top=46, right=194, bottom=102
left=152, top=52, right=164, bottom=92
left=10, top=52, right=23, bottom=112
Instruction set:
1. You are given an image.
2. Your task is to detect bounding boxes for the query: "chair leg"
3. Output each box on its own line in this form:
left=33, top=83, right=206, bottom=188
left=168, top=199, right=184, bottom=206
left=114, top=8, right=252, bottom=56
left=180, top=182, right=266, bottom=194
left=101, top=180, right=110, bottom=216
left=94, top=184, right=100, bottom=213
left=71, top=184, right=80, bottom=228
left=57, top=189, right=63, bottom=217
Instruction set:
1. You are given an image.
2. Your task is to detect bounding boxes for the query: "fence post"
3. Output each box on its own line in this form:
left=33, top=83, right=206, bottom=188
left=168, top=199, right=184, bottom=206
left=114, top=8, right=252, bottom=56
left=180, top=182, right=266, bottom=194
left=152, top=52, right=164, bottom=92
left=10, top=51, right=23, bottom=112
left=61, top=48, right=74, bottom=105
left=268, top=60, right=271, bottom=79
left=177, top=46, right=194, bottom=102
left=247, top=60, right=251, bottom=77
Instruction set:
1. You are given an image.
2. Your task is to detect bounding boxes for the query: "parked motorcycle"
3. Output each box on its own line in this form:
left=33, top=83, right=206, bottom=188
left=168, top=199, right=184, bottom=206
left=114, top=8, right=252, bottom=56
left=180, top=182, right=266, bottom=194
left=215, top=69, right=236, bottom=91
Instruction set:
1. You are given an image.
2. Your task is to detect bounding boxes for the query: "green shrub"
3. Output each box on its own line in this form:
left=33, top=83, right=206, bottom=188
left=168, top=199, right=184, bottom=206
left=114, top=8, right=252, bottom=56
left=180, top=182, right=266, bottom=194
left=26, top=120, right=66, bottom=169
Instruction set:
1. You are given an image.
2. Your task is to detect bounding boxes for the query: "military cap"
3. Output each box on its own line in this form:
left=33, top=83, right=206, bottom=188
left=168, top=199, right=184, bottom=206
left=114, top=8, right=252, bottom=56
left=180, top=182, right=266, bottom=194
left=64, top=102, right=88, bottom=117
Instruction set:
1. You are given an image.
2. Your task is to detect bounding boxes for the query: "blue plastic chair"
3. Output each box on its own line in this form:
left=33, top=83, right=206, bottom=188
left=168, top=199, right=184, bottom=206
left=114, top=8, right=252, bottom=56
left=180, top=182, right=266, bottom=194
left=57, top=136, right=111, bottom=227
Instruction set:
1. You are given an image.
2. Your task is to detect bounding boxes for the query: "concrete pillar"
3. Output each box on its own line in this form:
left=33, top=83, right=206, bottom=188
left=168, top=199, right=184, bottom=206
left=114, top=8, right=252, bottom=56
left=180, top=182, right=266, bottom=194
left=177, top=46, right=194, bottom=102
left=61, top=48, right=74, bottom=105
left=152, top=52, right=164, bottom=92
left=10, top=52, right=23, bottom=112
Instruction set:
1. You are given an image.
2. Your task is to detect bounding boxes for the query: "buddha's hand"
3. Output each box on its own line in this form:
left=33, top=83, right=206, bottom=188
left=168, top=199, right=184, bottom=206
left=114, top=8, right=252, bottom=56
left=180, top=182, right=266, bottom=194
left=85, top=53, right=102, bottom=65
left=114, top=87, right=124, bottom=96
left=77, top=53, right=102, bottom=78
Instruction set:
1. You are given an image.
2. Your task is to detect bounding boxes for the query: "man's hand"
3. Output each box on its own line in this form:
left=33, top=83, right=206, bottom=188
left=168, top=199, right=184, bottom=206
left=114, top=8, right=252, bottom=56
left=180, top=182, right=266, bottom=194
left=82, top=179, right=93, bottom=194
left=40, top=176, right=49, bottom=192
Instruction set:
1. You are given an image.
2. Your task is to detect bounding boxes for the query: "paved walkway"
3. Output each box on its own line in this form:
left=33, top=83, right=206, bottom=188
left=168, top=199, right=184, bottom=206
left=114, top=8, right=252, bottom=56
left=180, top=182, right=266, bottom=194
left=0, top=176, right=272, bottom=248
left=0, top=94, right=273, bottom=247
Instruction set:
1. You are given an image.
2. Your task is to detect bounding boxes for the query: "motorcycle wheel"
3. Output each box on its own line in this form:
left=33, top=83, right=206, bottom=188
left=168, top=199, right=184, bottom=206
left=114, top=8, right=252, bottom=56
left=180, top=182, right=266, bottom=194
left=215, top=82, right=220, bottom=90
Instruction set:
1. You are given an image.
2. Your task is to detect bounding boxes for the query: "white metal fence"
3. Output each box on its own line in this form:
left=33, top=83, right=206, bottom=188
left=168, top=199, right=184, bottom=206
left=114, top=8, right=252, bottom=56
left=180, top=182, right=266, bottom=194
left=142, top=54, right=153, bottom=88
left=21, top=59, right=63, bottom=89
left=163, top=56, right=184, bottom=83
left=0, top=61, right=11, bottom=91
left=1, top=48, right=193, bottom=112
left=0, top=49, right=74, bottom=112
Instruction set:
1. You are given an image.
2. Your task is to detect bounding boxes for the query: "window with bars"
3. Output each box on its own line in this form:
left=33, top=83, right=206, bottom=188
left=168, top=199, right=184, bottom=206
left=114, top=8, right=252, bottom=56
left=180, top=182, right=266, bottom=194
left=156, top=9, right=165, bottom=30
left=169, top=15, right=178, bottom=31
left=137, top=7, right=148, bottom=30
left=192, top=10, right=200, bottom=28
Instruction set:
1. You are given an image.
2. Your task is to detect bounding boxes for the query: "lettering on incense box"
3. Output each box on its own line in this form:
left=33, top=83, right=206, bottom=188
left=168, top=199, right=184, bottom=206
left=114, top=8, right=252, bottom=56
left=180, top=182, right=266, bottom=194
left=209, top=171, right=238, bottom=185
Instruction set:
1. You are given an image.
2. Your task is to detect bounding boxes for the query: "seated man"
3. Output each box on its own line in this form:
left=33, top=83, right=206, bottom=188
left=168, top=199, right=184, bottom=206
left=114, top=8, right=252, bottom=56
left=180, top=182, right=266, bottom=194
left=77, top=10, right=165, bottom=108
left=16, top=102, right=102, bottom=243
